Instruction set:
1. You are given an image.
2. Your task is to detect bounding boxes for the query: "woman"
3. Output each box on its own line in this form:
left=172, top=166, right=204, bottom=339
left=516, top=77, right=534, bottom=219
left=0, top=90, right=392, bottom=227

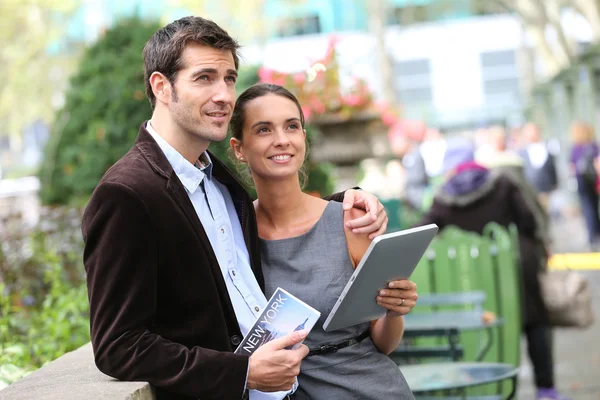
left=229, top=83, right=417, bottom=399
left=419, top=138, right=567, bottom=400
left=569, top=121, right=600, bottom=250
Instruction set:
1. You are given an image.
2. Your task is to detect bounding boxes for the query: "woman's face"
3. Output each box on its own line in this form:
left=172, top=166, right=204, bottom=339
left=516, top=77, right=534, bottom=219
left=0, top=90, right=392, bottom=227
left=231, top=94, right=306, bottom=182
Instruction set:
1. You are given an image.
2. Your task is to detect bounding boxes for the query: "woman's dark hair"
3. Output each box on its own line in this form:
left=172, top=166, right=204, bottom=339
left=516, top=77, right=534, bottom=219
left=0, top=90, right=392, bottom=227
left=229, top=83, right=309, bottom=187
left=230, top=83, right=305, bottom=141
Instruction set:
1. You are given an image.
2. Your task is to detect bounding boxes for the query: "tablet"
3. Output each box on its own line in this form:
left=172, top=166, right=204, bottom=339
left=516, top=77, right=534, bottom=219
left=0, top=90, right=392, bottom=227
left=322, top=224, right=438, bottom=332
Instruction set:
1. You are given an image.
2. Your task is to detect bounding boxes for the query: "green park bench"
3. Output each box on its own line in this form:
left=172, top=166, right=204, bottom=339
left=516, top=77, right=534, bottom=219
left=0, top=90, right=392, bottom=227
left=391, top=223, right=522, bottom=399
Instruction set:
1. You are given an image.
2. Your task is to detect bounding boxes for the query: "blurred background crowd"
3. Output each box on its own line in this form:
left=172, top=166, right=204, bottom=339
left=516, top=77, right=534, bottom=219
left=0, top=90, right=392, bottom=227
left=1, top=0, right=600, bottom=398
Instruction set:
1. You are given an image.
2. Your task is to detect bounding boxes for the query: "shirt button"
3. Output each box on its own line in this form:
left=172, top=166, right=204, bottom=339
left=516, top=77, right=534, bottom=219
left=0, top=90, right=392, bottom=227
left=221, top=228, right=225, bottom=234
left=231, top=335, right=241, bottom=346
left=231, top=270, right=236, bottom=277
left=254, top=306, right=260, bottom=312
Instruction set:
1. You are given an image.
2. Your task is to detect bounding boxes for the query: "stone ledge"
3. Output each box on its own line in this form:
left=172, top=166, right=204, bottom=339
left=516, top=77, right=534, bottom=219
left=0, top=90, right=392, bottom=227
left=0, top=343, right=155, bottom=400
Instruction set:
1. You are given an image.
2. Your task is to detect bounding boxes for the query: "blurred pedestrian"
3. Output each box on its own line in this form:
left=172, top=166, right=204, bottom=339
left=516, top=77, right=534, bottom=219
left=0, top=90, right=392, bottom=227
left=476, top=125, right=552, bottom=248
left=475, top=125, right=523, bottom=168
left=388, top=125, right=428, bottom=211
left=419, top=127, right=446, bottom=179
left=419, top=138, right=569, bottom=400
left=569, top=121, right=600, bottom=250
left=519, top=123, right=559, bottom=211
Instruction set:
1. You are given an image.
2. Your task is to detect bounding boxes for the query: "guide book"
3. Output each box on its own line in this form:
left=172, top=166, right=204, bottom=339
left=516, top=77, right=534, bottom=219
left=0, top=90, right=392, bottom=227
left=235, top=287, right=320, bottom=356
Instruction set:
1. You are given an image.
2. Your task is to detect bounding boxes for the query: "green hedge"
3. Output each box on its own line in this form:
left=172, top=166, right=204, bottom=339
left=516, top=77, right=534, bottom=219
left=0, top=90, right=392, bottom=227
left=0, top=208, right=89, bottom=388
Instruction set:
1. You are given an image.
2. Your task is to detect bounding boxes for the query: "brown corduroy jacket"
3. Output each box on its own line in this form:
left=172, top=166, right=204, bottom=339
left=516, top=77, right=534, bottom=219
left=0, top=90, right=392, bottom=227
left=82, top=123, right=343, bottom=400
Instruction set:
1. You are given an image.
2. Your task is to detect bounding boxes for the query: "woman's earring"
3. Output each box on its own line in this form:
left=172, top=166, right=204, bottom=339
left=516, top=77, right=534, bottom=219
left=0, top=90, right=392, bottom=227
left=240, top=157, right=245, bottom=162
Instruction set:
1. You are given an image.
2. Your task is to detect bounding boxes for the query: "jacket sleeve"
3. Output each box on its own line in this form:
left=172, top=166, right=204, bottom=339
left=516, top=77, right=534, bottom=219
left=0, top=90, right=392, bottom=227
left=323, top=187, right=361, bottom=203
left=82, top=181, right=249, bottom=400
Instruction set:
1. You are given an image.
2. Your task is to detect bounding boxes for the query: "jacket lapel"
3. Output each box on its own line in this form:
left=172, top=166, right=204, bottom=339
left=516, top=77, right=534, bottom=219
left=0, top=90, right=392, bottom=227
left=134, top=123, right=242, bottom=336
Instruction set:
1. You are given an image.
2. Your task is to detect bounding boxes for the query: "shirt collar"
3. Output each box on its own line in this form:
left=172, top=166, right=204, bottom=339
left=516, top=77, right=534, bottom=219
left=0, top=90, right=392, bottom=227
left=146, top=122, right=213, bottom=194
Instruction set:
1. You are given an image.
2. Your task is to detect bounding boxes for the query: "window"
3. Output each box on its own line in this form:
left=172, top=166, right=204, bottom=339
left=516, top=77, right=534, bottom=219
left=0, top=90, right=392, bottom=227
left=480, top=50, right=521, bottom=108
left=394, top=59, right=433, bottom=118
left=277, top=15, right=321, bottom=37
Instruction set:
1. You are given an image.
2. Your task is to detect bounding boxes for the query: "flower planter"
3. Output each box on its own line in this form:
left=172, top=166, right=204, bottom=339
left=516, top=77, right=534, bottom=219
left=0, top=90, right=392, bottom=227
left=310, top=111, right=391, bottom=166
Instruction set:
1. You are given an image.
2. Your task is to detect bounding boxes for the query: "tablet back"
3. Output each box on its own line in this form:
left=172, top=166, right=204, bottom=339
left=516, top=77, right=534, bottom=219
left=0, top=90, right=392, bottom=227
left=323, top=224, right=438, bottom=332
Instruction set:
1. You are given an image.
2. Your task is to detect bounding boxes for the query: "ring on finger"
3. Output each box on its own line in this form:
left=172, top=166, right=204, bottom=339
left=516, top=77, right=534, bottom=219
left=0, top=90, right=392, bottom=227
left=400, top=298, right=405, bottom=306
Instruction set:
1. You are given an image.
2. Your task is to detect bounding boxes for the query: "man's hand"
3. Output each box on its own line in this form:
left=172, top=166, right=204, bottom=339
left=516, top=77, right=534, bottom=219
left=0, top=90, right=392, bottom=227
left=342, top=189, right=388, bottom=239
left=376, top=280, right=418, bottom=318
left=246, top=330, right=309, bottom=392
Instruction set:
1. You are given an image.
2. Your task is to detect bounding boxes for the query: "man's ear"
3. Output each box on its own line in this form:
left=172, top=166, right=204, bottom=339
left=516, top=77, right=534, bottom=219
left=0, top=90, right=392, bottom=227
left=149, top=72, right=172, bottom=105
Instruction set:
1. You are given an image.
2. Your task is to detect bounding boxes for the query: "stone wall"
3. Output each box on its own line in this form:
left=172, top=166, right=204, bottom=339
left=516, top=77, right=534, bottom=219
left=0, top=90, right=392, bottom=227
left=0, top=177, right=41, bottom=234
left=0, top=343, right=155, bottom=400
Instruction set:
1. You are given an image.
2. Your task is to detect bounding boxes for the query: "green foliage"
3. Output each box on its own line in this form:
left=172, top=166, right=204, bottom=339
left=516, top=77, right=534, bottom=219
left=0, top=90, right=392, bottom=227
left=39, top=18, right=159, bottom=205
left=0, top=207, right=89, bottom=388
left=304, top=126, right=335, bottom=196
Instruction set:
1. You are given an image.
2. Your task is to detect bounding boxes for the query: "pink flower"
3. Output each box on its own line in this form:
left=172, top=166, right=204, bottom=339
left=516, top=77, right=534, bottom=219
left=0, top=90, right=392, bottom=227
left=344, top=94, right=362, bottom=107
left=381, top=110, right=398, bottom=127
left=272, top=76, right=286, bottom=86
left=312, top=100, right=327, bottom=114
left=258, top=67, right=274, bottom=83
left=375, top=101, right=389, bottom=113
left=293, top=73, right=305, bottom=85
left=301, top=106, right=312, bottom=121
left=387, top=121, right=404, bottom=142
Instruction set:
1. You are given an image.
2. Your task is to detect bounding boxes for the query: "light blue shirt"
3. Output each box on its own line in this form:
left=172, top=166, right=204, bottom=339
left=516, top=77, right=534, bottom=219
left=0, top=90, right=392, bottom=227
left=146, top=123, right=295, bottom=400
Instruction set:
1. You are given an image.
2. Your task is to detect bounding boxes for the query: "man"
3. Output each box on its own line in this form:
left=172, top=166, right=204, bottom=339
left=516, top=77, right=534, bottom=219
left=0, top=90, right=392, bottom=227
left=475, top=125, right=551, bottom=246
left=387, top=123, right=428, bottom=211
left=82, top=16, right=389, bottom=400
left=519, top=123, right=559, bottom=211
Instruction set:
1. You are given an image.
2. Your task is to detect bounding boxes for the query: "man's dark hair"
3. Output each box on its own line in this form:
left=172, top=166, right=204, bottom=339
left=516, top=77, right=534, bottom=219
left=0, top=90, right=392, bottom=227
left=143, top=16, right=240, bottom=109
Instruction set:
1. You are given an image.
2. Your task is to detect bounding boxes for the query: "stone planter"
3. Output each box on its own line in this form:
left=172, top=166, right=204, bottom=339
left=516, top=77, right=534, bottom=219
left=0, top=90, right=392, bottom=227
left=310, top=111, right=391, bottom=166
left=309, top=112, right=391, bottom=190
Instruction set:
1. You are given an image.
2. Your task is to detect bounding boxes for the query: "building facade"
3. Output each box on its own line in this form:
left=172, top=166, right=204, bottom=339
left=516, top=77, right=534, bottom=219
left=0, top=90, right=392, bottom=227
left=68, top=0, right=593, bottom=132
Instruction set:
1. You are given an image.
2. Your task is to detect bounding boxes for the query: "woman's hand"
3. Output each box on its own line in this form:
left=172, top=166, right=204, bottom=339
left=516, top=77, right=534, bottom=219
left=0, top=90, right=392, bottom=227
left=376, top=280, right=418, bottom=317
left=342, top=189, right=388, bottom=239
left=370, top=279, right=417, bottom=353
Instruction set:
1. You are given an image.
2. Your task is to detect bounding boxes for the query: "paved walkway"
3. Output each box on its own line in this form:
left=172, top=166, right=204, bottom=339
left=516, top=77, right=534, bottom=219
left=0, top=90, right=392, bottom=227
left=517, top=198, right=600, bottom=399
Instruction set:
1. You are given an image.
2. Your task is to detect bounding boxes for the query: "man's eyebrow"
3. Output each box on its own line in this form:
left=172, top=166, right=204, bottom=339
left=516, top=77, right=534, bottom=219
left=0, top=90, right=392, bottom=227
left=191, top=68, right=217, bottom=77
left=190, top=68, right=238, bottom=79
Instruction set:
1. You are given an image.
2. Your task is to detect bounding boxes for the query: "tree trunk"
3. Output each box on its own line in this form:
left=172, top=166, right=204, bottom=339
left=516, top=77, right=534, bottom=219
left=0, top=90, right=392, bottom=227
left=366, top=0, right=396, bottom=105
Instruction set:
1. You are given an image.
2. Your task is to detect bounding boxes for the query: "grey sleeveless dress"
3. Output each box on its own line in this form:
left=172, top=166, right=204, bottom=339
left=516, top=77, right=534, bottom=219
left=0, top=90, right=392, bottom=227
left=261, top=201, right=414, bottom=400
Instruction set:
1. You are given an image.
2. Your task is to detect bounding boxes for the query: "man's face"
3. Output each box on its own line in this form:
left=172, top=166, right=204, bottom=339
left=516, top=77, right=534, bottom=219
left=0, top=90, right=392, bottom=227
left=168, top=42, right=237, bottom=145
left=523, top=124, right=540, bottom=144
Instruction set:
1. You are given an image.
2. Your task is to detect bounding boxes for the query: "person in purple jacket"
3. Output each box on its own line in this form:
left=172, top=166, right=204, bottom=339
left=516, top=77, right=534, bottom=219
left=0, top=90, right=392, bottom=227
left=569, top=121, right=600, bottom=250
